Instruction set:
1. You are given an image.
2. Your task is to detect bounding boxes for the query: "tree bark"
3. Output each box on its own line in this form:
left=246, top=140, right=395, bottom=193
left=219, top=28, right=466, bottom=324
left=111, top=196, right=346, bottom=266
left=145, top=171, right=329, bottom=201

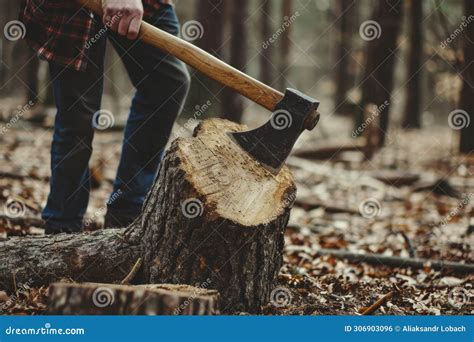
left=459, top=0, right=474, bottom=153
left=0, top=229, right=141, bottom=290
left=221, top=0, right=249, bottom=123
left=48, top=283, right=220, bottom=315
left=139, top=119, right=294, bottom=312
left=402, top=0, right=423, bottom=129
left=359, top=0, right=403, bottom=146
left=0, top=119, right=295, bottom=313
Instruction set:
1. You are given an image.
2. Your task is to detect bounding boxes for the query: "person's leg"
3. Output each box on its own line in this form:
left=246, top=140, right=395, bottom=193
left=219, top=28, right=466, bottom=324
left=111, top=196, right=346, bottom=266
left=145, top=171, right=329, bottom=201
left=105, top=4, right=190, bottom=227
left=42, top=35, right=106, bottom=233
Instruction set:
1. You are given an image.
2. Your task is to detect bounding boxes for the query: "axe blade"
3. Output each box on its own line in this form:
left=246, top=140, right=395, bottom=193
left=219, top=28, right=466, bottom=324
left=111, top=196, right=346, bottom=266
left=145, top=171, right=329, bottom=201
left=229, top=89, right=320, bottom=175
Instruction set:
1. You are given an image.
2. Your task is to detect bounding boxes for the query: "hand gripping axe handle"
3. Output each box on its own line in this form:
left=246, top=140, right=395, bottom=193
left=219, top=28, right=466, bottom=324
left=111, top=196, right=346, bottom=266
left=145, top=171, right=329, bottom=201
left=78, top=0, right=320, bottom=174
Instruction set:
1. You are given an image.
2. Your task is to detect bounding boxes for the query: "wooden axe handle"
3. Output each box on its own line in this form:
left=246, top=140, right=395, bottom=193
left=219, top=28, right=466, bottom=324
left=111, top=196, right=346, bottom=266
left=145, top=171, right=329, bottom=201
left=78, top=0, right=284, bottom=111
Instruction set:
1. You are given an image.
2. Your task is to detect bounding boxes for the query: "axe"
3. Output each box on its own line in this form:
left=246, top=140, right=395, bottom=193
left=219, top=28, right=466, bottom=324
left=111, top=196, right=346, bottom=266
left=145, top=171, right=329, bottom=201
left=79, top=0, right=320, bottom=174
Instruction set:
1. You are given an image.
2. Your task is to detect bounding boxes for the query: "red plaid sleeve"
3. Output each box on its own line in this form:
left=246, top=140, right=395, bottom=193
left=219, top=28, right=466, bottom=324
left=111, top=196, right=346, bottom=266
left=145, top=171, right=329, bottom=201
left=19, top=0, right=170, bottom=71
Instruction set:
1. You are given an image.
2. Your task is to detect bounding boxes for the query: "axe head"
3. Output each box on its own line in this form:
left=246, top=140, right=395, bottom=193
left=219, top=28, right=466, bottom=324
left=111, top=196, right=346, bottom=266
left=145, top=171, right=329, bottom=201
left=229, top=88, right=320, bottom=175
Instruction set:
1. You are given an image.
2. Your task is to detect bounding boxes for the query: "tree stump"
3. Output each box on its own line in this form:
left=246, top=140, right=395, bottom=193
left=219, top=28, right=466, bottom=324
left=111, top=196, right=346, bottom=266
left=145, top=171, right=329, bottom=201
left=139, top=119, right=295, bottom=312
left=48, top=282, right=219, bottom=315
left=0, top=119, right=296, bottom=313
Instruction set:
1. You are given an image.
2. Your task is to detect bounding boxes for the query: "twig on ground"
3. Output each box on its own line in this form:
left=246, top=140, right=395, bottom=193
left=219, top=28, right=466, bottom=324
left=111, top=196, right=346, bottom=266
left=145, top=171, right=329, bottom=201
left=121, top=258, right=143, bottom=285
left=387, top=230, right=417, bottom=258
left=361, top=291, right=393, bottom=315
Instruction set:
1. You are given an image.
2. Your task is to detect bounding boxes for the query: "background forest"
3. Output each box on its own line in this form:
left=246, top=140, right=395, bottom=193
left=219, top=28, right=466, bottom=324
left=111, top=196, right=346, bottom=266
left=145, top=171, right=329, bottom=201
left=0, top=0, right=472, bottom=315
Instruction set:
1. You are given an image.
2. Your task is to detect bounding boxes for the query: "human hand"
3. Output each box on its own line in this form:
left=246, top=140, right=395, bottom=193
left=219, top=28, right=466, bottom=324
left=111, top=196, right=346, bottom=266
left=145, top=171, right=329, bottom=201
left=102, top=0, right=143, bottom=39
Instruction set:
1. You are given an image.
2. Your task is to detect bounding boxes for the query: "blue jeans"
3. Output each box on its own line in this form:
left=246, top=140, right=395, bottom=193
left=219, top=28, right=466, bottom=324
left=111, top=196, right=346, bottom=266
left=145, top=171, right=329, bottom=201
left=43, top=4, right=190, bottom=232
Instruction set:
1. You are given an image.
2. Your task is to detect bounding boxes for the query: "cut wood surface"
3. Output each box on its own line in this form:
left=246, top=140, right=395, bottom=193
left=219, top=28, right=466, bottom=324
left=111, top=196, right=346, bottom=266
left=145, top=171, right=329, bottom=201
left=48, top=282, right=219, bottom=315
left=0, top=119, right=295, bottom=313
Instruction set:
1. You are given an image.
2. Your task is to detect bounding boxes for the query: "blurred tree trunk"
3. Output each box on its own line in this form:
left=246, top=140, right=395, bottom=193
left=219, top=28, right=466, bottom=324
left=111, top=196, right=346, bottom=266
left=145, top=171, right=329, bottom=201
left=196, top=0, right=226, bottom=59
left=359, top=0, right=403, bottom=147
left=278, top=0, right=292, bottom=90
left=333, top=0, right=357, bottom=113
left=260, top=0, right=273, bottom=85
left=402, top=0, right=423, bottom=129
left=0, top=0, right=7, bottom=90
left=188, top=0, right=226, bottom=117
left=0, top=0, right=19, bottom=96
left=459, top=0, right=474, bottom=153
left=221, top=0, right=248, bottom=123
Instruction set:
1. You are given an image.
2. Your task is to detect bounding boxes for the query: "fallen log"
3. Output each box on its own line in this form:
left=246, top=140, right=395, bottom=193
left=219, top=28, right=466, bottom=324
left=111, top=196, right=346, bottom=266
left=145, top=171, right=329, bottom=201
left=291, top=103, right=381, bottom=161
left=314, top=249, right=474, bottom=274
left=0, top=229, right=142, bottom=288
left=368, top=170, right=420, bottom=187
left=292, top=140, right=366, bottom=160
left=48, top=282, right=219, bottom=315
left=294, top=196, right=360, bottom=215
left=0, top=119, right=295, bottom=313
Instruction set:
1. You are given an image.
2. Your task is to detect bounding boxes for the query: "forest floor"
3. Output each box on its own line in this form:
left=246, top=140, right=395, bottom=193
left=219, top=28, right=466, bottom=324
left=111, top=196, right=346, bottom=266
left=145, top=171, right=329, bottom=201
left=0, top=113, right=472, bottom=315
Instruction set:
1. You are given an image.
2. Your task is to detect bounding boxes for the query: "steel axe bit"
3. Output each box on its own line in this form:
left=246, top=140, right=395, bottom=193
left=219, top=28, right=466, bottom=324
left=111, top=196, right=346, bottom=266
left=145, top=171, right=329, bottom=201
left=78, top=0, right=321, bottom=174
left=229, top=89, right=320, bottom=174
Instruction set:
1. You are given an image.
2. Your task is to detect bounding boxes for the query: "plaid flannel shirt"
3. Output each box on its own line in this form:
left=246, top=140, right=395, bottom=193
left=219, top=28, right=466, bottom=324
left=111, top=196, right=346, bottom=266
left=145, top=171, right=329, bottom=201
left=19, top=0, right=170, bottom=71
